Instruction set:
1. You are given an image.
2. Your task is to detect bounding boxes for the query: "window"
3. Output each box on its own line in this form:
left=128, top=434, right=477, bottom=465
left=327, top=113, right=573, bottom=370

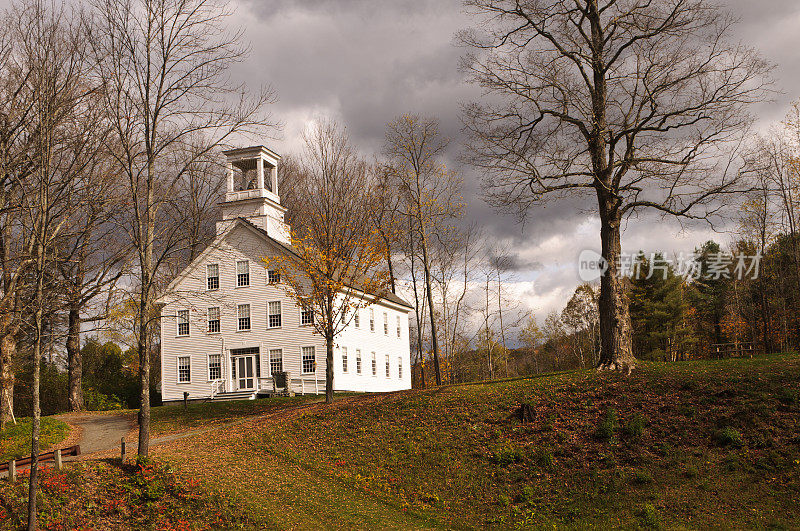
left=237, top=260, right=250, bottom=287
left=178, top=356, right=191, bottom=383
left=300, top=300, right=314, bottom=326
left=207, top=307, right=220, bottom=333
left=268, top=270, right=280, bottom=284
left=385, top=355, right=390, bottom=378
left=396, top=316, right=401, bottom=338
left=207, top=264, right=219, bottom=290
left=302, top=346, right=316, bottom=374
left=354, top=309, right=360, bottom=328
left=237, top=304, right=251, bottom=331
left=177, top=309, right=189, bottom=336
left=383, top=312, right=388, bottom=335
left=342, top=346, right=348, bottom=373
left=356, top=349, right=362, bottom=374
left=398, top=357, right=403, bottom=379
left=269, top=349, right=283, bottom=374
left=369, top=309, right=375, bottom=332
left=208, top=354, right=221, bottom=380
left=371, top=352, right=376, bottom=376
left=268, top=301, right=282, bottom=328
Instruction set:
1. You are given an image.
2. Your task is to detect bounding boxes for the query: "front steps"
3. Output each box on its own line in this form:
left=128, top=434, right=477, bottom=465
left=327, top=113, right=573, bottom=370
left=212, top=389, right=257, bottom=401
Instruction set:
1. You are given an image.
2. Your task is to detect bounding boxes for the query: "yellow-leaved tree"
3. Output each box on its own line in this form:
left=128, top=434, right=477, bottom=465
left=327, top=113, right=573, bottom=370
left=264, top=120, right=393, bottom=403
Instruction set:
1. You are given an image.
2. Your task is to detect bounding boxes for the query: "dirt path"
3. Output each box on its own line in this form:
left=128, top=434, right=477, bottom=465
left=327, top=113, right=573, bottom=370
left=57, top=412, right=136, bottom=456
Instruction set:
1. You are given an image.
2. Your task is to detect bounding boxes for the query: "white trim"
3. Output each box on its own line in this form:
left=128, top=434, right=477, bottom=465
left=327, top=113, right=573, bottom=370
left=207, top=306, right=221, bottom=334
left=176, top=308, right=190, bottom=337
left=236, top=259, right=251, bottom=287
left=177, top=356, right=191, bottom=384
left=267, top=300, right=282, bottom=328
left=237, top=303, right=251, bottom=331
left=301, top=346, right=316, bottom=375
left=207, top=353, right=222, bottom=381
left=269, top=348, right=283, bottom=374
left=206, top=263, right=220, bottom=291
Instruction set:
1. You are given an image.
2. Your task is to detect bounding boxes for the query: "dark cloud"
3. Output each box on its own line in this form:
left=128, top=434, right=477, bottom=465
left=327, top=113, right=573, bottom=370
left=226, top=0, right=798, bottom=316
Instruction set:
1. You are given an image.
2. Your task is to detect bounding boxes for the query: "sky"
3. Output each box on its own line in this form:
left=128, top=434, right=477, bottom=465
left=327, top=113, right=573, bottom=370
left=224, top=0, right=800, bottom=325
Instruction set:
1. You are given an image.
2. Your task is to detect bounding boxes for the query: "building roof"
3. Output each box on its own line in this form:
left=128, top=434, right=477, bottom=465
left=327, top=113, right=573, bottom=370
left=238, top=218, right=413, bottom=310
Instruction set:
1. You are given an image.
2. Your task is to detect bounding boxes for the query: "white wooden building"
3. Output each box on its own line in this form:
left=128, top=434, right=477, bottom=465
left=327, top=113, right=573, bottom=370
left=158, top=146, right=412, bottom=403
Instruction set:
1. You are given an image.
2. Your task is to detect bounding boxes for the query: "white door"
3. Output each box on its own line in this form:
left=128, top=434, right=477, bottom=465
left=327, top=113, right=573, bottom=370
left=236, top=356, right=254, bottom=390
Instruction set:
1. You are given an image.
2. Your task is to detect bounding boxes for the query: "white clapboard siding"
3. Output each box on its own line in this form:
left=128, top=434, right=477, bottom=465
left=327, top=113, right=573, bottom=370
left=159, top=220, right=411, bottom=402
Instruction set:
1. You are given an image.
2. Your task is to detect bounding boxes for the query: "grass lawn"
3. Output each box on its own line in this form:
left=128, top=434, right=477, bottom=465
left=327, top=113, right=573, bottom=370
left=153, top=353, right=800, bottom=529
left=150, top=394, right=324, bottom=436
left=0, top=417, right=70, bottom=462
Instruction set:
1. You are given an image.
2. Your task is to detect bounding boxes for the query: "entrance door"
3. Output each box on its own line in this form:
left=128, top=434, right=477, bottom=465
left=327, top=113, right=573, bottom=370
left=237, top=356, right=254, bottom=390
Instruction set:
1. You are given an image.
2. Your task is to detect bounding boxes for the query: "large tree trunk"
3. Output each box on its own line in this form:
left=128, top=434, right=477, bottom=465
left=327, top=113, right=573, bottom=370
left=137, top=290, right=151, bottom=457
left=597, top=203, right=635, bottom=373
left=325, top=330, right=334, bottom=404
left=0, top=312, right=16, bottom=429
left=27, top=239, right=45, bottom=531
left=138, top=157, right=156, bottom=457
left=420, top=233, right=441, bottom=385
left=66, top=305, right=84, bottom=411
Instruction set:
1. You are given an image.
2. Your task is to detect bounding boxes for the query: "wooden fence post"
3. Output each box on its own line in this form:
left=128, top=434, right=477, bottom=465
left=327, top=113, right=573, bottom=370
left=120, top=438, right=126, bottom=463
left=54, top=449, right=62, bottom=470
left=8, top=460, right=15, bottom=482
left=183, top=392, right=189, bottom=411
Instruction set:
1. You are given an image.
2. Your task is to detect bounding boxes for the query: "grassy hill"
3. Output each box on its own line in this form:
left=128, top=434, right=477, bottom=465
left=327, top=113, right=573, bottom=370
left=150, top=353, right=800, bottom=529
left=2, top=354, right=798, bottom=529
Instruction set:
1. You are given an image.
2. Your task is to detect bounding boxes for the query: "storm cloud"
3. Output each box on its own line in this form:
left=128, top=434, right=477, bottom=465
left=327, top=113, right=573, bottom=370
left=224, top=0, right=799, bottom=320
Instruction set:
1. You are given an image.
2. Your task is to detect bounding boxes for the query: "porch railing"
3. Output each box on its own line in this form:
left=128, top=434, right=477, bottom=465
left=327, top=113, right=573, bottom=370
left=210, top=379, right=225, bottom=398
left=256, top=376, right=324, bottom=395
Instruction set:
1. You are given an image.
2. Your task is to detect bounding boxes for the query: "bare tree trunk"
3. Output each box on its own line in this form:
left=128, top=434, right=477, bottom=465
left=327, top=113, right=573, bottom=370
left=28, top=206, right=46, bottom=531
left=597, top=204, right=635, bottom=372
left=66, top=305, right=83, bottom=411
left=408, top=215, right=425, bottom=389
left=137, top=287, right=150, bottom=457
left=325, top=331, right=334, bottom=404
left=496, top=271, right=508, bottom=377
left=0, top=312, right=15, bottom=428
left=485, top=277, right=492, bottom=380
left=137, top=161, right=154, bottom=457
left=420, top=232, right=441, bottom=385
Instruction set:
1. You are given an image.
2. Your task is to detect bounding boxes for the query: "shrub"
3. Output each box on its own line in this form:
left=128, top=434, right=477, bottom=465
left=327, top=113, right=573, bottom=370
left=624, top=413, right=647, bottom=439
left=130, top=456, right=180, bottom=503
left=640, top=503, right=661, bottom=528
left=714, top=426, right=743, bottom=447
left=83, top=387, right=123, bottom=411
left=684, top=465, right=699, bottom=479
left=492, top=446, right=523, bottom=465
left=498, top=494, right=511, bottom=507
left=595, top=409, right=619, bottom=441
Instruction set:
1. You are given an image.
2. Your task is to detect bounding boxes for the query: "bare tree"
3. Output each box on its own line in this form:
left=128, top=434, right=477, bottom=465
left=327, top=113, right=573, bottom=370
left=461, top=0, right=772, bottom=372
left=265, top=120, right=392, bottom=404
left=56, top=133, right=126, bottom=412
left=434, top=222, right=481, bottom=382
left=8, top=1, right=95, bottom=526
left=91, top=0, right=276, bottom=456
left=384, top=114, right=463, bottom=385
